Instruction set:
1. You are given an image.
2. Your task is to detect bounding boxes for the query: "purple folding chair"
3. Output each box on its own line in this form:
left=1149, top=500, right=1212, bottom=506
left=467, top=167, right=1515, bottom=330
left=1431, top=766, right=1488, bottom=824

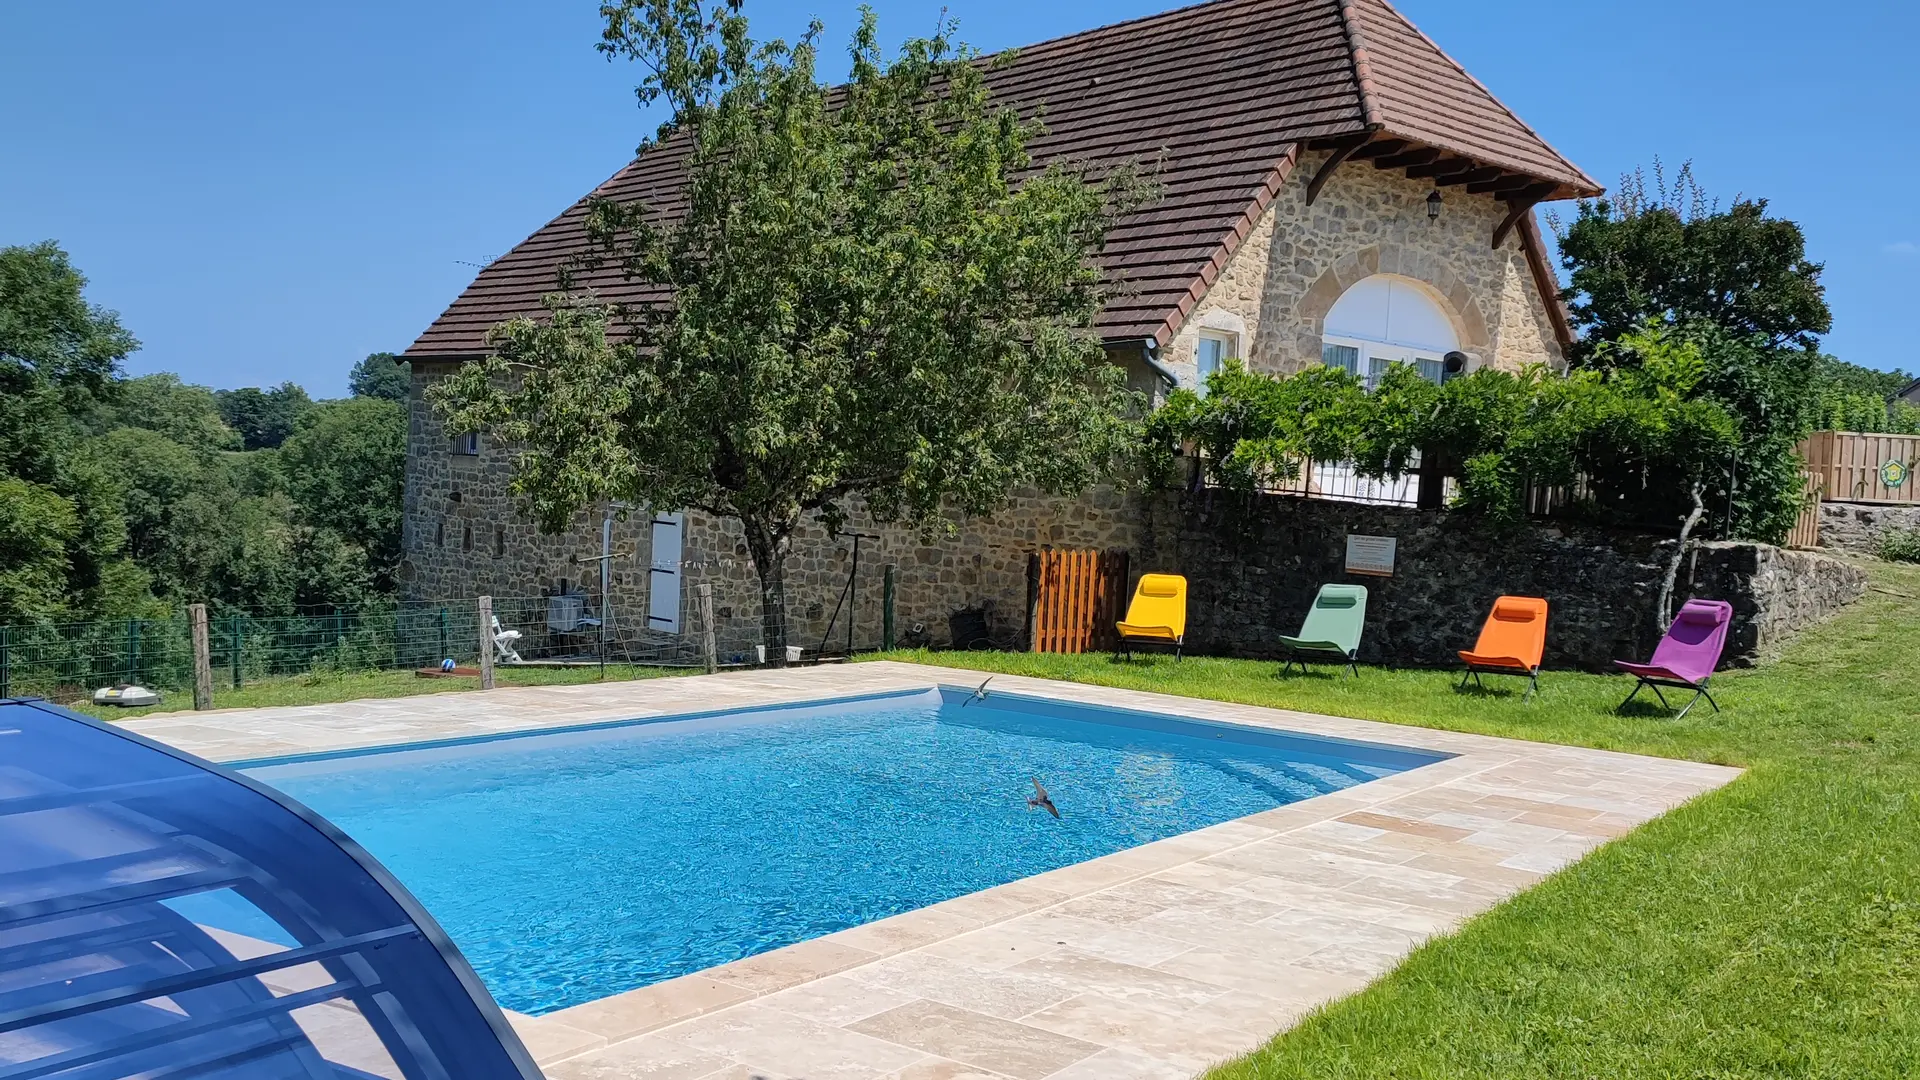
left=1614, top=598, right=1733, bottom=718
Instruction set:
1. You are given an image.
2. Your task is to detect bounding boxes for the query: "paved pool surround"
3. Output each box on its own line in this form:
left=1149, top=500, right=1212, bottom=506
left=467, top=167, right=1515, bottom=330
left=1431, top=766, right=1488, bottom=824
left=128, top=663, right=1740, bottom=1080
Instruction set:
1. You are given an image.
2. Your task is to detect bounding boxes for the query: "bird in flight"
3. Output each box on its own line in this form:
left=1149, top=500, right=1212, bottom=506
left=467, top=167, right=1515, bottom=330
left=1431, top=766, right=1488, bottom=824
left=963, top=676, right=994, bottom=706
left=1027, top=777, right=1060, bottom=819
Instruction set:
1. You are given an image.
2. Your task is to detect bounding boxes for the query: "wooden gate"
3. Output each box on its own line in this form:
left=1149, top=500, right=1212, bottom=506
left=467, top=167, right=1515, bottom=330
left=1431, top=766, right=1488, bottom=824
left=1784, top=471, right=1822, bottom=550
left=1027, top=549, right=1129, bottom=654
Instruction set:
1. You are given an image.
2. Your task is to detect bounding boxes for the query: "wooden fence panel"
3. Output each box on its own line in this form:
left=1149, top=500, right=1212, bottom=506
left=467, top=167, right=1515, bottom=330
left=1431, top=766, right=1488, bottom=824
left=1031, top=549, right=1129, bottom=654
left=1784, top=471, right=1822, bottom=549
left=1799, top=430, right=1920, bottom=505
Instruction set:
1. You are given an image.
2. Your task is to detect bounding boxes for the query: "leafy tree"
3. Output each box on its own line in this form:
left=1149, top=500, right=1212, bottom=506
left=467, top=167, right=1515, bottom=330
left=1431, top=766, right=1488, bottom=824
left=0, top=242, right=149, bottom=622
left=0, top=478, right=82, bottom=622
left=1810, top=355, right=1920, bottom=434
left=1555, top=162, right=1832, bottom=543
left=0, top=241, right=136, bottom=403
left=433, top=1, right=1146, bottom=659
left=280, top=398, right=407, bottom=597
left=216, top=382, right=314, bottom=449
left=348, top=351, right=411, bottom=402
left=1153, top=330, right=1737, bottom=618
left=92, top=373, right=239, bottom=451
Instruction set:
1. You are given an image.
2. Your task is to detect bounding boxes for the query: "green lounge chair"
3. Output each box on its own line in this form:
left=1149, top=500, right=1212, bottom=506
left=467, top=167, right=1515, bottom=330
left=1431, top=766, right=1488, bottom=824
left=1278, top=584, right=1368, bottom=676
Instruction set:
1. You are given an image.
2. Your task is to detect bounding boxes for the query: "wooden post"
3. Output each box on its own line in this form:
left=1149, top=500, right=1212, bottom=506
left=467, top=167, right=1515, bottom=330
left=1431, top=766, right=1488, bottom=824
left=477, top=595, right=495, bottom=690
left=882, top=564, right=897, bottom=652
left=697, top=583, right=717, bottom=674
left=1025, top=553, right=1042, bottom=652
left=230, top=615, right=244, bottom=688
left=189, top=604, right=213, bottom=711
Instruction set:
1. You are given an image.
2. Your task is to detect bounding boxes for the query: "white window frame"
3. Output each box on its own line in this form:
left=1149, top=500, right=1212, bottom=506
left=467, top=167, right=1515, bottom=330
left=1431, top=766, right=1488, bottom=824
left=1321, top=334, right=1446, bottom=391
left=1193, top=330, right=1239, bottom=396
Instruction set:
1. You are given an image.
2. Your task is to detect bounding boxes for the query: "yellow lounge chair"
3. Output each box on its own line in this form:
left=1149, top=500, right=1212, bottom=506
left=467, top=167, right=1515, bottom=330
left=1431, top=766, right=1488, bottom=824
left=1116, top=573, right=1188, bottom=660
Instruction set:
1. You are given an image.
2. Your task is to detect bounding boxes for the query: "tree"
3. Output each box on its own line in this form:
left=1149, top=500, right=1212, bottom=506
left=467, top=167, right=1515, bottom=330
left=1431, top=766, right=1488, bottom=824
left=432, top=0, right=1146, bottom=659
left=0, top=478, right=82, bottom=622
left=348, top=351, right=411, bottom=402
left=1555, top=162, right=1832, bottom=543
left=0, top=242, right=150, bottom=622
left=92, top=373, right=240, bottom=451
left=1810, top=355, right=1920, bottom=434
left=1152, top=333, right=1737, bottom=576
left=216, top=382, right=313, bottom=449
left=280, top=398, right=407, bottom=598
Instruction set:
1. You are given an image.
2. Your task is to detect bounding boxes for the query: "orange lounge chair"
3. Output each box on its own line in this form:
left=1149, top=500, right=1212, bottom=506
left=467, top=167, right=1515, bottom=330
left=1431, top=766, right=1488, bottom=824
left=1116, top=573, right=1187, bottom=660
left=1458, top=595, right=1548, bottom=698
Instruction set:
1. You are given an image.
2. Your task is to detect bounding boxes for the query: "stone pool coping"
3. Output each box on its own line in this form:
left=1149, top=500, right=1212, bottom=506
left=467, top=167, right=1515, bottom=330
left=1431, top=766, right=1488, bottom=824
left=127, top=661, right=1741, bottom=1080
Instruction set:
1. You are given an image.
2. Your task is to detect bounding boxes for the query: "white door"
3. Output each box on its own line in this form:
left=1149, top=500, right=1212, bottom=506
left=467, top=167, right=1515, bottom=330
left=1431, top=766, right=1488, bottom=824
left=648, top=513, right=684, bottom=634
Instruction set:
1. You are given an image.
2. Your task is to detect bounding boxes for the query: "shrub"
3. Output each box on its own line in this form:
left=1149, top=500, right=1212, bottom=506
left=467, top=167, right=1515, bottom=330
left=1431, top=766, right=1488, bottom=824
left=1878, top=528, right=1920, bottom=564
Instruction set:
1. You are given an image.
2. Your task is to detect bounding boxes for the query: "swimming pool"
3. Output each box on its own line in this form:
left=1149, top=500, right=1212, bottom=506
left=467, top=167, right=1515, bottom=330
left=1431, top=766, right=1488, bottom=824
left=232, top=686, right=1447, bottom=1015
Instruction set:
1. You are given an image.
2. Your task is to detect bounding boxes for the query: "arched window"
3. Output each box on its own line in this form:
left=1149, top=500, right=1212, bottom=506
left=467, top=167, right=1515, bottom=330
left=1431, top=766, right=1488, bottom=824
left=1321, top=275, right=1460, bottom=389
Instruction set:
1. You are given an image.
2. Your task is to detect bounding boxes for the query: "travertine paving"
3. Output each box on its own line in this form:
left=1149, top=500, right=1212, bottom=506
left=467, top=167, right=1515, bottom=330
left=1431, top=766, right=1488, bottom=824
left=129, top=662, right=1741, bottom=1080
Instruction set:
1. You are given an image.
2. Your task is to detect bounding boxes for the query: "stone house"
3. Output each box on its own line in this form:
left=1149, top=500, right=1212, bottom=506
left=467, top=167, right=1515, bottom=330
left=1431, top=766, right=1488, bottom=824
left=399, top=0, right=1611, bottom=658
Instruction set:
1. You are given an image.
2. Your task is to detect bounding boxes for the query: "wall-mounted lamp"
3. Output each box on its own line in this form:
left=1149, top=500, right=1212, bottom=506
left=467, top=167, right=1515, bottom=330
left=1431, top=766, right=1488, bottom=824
left=1426, top=189, right=1443, bottom=222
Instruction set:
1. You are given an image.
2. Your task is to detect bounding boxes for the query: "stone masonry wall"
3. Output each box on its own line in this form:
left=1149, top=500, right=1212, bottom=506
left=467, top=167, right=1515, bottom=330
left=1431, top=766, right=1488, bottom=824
left=402, top=364, right=1139, bottom=657
left=403, top=366, right=1862, bottom=671
left=1818, top=500, right=1920, bottom=556
left=1126, top=494, right=1866, bottom=670
left=1157, top=149, right=1565, bottom=388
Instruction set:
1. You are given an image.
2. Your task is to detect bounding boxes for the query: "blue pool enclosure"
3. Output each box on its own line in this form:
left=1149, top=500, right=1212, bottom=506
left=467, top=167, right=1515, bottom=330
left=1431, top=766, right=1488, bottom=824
left=0, top=698, right=542, bottom=1079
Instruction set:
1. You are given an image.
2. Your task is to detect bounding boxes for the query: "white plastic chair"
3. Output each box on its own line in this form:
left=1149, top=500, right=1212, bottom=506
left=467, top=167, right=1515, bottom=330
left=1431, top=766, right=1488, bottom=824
left=491, top=615, right=524, bottom=664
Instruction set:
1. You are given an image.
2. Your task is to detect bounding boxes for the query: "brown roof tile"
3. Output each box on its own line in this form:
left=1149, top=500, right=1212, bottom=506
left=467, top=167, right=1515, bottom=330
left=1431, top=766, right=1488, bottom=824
left=407, top=0, right=1594, bottom=360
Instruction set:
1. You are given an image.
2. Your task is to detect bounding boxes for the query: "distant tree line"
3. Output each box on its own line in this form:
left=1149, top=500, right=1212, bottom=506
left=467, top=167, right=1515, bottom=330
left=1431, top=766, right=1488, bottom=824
left=0, top=240, right=409, bottom=625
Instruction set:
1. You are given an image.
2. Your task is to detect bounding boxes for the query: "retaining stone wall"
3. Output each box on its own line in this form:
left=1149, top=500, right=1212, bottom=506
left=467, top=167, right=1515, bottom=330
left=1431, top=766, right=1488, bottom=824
left=1818, top=501, right=1920, bottom=556
left=403, top=373, right=1865, bottom=670
left=1121, top=494, right=1864, bottom=669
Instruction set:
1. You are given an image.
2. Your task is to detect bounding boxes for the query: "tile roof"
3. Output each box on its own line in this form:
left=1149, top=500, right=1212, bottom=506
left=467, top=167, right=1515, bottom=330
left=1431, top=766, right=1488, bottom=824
left=407, top=0, right=1596, bottom=360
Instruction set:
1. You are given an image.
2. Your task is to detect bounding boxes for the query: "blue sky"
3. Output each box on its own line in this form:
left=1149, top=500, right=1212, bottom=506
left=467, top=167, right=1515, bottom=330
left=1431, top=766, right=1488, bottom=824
left=3, top=0, right=1914, bottom=396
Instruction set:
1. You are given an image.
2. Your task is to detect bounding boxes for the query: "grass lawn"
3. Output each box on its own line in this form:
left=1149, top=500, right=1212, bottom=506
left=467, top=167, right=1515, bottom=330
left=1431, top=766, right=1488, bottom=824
left=879, top=559, right=1920, bottom=1078
left=65, top=663, right=683, bottom=722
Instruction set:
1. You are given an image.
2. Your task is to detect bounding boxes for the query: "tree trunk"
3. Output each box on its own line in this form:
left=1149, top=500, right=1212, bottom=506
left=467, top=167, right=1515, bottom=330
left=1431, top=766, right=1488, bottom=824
left=743, top=516, right=793, bottom=667
left=1657, top=479, right=1708, bottom=631
left=1415, top=445, right=1449, bottom=510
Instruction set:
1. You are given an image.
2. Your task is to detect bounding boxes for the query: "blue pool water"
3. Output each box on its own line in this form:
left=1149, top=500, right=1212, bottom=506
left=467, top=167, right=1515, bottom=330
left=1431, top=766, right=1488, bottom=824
left=240, top=687, right=1444, bottom=1014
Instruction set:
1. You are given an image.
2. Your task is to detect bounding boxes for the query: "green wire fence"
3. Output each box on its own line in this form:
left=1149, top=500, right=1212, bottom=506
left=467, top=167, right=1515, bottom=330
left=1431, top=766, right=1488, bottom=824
left=0, top=595, right=715, bottom=701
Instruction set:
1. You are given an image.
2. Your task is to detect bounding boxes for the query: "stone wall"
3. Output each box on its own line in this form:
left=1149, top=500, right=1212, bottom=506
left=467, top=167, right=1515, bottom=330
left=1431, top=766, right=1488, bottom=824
left=1157, top=149, right=1565, bottom=389
left=1818, top=500, right=1920, bottom=556
left=1680, top=542, right=1871, bottom=662
left=402, top=369, right=1864, bottom=670
left=1121, top=493, right=1865, bottom=670
left=401, top=364, right=1139, bottom=657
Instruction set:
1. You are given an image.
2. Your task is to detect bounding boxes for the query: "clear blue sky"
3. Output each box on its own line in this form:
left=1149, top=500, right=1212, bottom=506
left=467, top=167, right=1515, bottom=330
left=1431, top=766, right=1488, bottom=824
left=3, top=0, right=1914, bottom=396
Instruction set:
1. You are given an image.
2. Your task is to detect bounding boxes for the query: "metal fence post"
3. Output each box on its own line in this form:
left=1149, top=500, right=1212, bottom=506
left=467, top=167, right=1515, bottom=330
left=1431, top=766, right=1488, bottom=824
left=126, top=619, right=140, bottom=686
left=882, top=564, right=897, bottom=652
left=697, top=583, right=716, bottom=674
left=231, top=616, right=244, bottom=688
left=477, top=595, right=495, bottom=690
left=437, top=606, right=449, bottom=665
left=189, top=604, right=213, bottom=710
left=1, top=625, right=10, bottom=699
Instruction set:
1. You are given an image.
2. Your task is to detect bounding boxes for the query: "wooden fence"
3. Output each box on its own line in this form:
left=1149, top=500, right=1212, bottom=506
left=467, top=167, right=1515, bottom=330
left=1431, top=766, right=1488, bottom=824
left=1784, top=471, right=1822, bottom=550
left=1799, top=430, right=1920, bottom=505
left=1027, top=548, right=1129, bottom=654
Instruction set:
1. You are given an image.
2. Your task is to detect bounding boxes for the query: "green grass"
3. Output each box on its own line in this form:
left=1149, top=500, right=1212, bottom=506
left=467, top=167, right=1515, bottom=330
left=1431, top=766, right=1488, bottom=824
left=876, top=560, right=1920, bottom=1079
left=64, top=663, right=684, bottom=722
